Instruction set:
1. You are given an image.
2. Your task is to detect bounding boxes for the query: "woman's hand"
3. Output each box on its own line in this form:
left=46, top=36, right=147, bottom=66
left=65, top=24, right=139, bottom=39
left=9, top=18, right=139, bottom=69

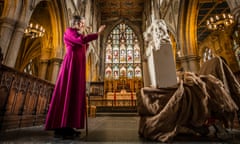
left=98, top=25, right=106, bottom=35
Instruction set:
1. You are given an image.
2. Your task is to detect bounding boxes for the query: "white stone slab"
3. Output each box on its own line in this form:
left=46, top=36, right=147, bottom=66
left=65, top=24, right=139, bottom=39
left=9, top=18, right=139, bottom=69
left=153, top=43, right=177, bottom=88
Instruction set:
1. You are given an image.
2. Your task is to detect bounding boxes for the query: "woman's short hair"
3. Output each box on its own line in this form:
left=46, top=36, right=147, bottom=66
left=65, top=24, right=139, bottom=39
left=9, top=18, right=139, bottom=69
left=70, top=15, right=85, bottom=27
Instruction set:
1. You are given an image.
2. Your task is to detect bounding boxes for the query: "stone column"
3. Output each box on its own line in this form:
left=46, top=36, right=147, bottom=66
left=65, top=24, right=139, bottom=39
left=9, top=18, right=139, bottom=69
left=3, top=22, right=26, bottom=67
left=39, top=59, right=49, bottom=80
left=0, top=18, right=16, bottom=59
left=178, top=55, right=200, bottom=73
left=50, top=58, right=62, bottom=83
left=177, top=0, right=199, bottom=72
left=188, top=55, right=201, bottom=73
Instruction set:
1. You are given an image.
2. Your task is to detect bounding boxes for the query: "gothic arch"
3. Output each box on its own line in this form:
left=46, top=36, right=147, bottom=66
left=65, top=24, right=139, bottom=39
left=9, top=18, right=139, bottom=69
left=15, top=0, right=68, bottom=79
left=177, top=0, right=198, bottom=56
left=102, top=19, right=144, bottom=50
left=38, top=0, right=67, bottom=58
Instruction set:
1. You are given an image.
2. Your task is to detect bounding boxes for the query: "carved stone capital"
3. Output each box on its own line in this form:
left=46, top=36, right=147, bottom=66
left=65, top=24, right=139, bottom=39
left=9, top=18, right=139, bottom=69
left=39, top=59, right=49, bottom=64
left=0, top=17, right=16, bottom=29
left=177, top=55, right=201, bottom=63
left=144, top=19, right=171, bottom=52
left=15, top=21, right=28, bottom=33
left=49, top=58, right=63, bottom=64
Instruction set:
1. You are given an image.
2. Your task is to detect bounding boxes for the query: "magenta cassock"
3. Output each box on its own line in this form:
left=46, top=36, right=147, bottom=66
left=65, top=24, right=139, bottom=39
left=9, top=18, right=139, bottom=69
left=45, top=28, right=98, bottom=130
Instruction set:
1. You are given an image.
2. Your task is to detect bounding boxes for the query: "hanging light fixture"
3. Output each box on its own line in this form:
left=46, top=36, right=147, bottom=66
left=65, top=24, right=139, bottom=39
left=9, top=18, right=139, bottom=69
left=206, top=13, right=235, bottom=31
left=24, top=22, right=46, bottom=38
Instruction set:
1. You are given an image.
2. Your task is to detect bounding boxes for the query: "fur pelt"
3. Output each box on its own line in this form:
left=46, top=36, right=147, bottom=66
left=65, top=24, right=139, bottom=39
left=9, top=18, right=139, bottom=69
left=138, top=57, right=240, bottom=142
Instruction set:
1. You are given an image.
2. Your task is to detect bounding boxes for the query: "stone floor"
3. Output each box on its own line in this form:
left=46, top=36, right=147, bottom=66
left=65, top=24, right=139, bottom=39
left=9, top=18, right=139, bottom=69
left=1, top=113, right=240, bottom=143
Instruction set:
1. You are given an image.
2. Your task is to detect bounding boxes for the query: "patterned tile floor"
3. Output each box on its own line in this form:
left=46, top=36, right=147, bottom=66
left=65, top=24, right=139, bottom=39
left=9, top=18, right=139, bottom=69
left=1, top=114, right=240, bottom=143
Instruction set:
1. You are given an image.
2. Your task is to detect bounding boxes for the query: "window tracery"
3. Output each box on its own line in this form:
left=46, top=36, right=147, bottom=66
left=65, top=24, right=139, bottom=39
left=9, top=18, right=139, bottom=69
left=104, top=23, right=142, bottom=79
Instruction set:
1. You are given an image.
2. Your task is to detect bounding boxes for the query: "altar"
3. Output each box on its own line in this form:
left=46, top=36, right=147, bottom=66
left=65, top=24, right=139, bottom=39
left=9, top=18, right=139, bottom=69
left=106, top=89, right=136, bottom=100
left=88, top=89, right=136, bottom=107
left=88, top=81, right=137, bottom=110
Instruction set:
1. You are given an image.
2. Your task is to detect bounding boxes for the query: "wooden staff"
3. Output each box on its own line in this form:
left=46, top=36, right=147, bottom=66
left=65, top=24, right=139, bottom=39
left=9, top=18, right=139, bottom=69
left=85, top=26, right=92, bottom=137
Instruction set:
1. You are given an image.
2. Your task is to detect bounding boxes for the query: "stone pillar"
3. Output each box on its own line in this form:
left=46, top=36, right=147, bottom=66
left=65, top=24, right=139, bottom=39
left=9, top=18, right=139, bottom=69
left=4, top=22, right=26, bottom=67
left=50, top=58, right=62, bottom=83
left=177, top=0, right=199, bottom=72
left=39, top=59, right=49, bottom=80
left=178, top=55, right=200, bottom=73
left=0, top=18, right=16, bottom=59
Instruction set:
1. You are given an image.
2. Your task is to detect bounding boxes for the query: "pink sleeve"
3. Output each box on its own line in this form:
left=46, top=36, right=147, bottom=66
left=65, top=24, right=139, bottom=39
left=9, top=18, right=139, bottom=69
left=64, top=28, right=98, bottom=45
left=82, top=33, right=98, bottom=44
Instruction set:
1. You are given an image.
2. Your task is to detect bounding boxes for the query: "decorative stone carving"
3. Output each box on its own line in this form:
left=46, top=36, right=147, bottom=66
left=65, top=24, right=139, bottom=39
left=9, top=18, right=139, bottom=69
left=144, top=19, right=177, bottom=88
left=144, top=19, right=171, bottom=51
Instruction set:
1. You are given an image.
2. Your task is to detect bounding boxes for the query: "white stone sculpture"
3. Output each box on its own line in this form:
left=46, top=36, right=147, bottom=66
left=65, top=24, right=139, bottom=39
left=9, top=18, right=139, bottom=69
left=144, top=19, right=177, bottom=88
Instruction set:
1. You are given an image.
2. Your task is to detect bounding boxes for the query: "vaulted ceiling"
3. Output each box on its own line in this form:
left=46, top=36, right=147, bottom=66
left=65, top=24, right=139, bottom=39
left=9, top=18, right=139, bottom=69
left=97, top=0, right=231, bottom=43
left=0, top=0, right=233, bottom=43
left=197, top=0, right=231, bottom=42
left=99, top=0, right=230, bottom=42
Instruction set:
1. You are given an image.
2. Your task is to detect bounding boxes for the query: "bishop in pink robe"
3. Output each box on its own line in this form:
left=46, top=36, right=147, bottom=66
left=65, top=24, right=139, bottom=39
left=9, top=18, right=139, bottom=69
left=45, top=27, right=98, bottom=130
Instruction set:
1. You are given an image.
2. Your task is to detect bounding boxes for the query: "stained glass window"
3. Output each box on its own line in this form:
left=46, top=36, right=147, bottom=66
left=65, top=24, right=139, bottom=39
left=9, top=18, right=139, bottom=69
left=203, top=48, right=213, bottom=62
left=232, top=30, right=240, bottom=68
left=105, top=23, right=142, bottom=79
left=23, top=59, right=34, bottom=75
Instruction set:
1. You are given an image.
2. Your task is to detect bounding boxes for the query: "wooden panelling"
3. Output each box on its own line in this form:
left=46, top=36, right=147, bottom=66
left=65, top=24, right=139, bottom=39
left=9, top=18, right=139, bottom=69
left=0, top=65, right=54, bottom=132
